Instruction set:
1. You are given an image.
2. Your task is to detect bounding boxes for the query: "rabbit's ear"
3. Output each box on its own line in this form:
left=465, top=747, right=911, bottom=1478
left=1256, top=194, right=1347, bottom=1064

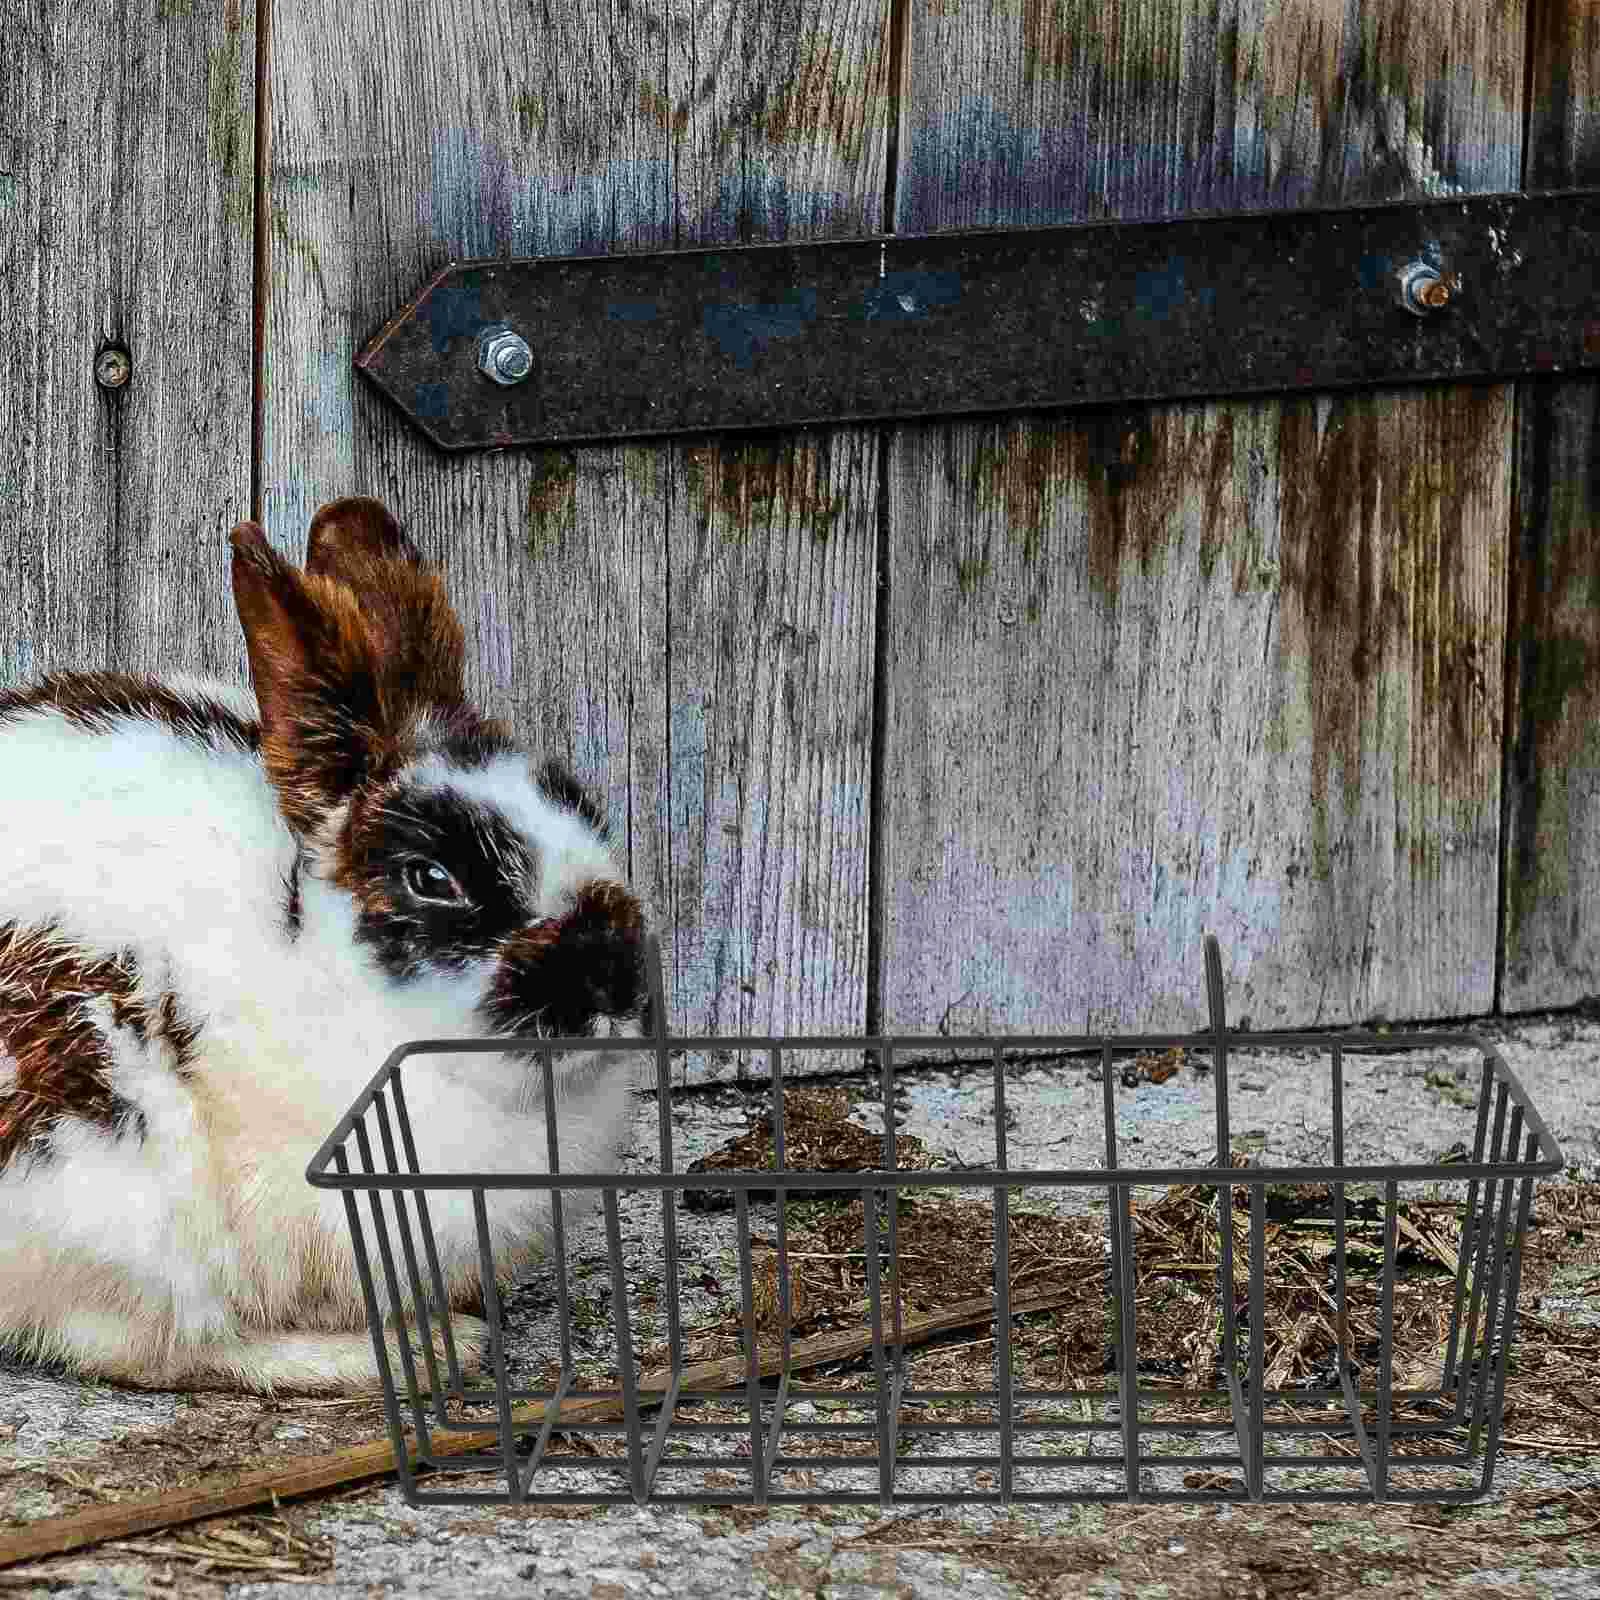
left=304, top=497, right=422, bottom=584
left=298, top=500, right=467, bottom=710
left=299, top=502, right=468, bottom=713
left=230, top=521, right=468, bottom=834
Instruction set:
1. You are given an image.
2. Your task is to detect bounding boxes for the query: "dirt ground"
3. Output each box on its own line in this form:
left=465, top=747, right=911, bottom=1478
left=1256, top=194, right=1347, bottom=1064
left=1, top=1009, right=1596, bottom=1598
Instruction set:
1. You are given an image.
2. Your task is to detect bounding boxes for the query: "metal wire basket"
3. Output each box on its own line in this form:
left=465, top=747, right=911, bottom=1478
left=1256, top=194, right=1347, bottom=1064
left=306, top=934, right=1563, bottom=1509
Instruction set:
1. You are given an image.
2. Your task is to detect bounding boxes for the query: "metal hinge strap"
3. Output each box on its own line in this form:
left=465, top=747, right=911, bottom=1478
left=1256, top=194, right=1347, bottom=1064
left=356, top=189, right=1600, bottom=451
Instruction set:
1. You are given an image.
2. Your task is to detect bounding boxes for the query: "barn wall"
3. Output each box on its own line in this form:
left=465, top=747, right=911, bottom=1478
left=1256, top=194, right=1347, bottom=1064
left=2, top=1, right=1593, bottom=1034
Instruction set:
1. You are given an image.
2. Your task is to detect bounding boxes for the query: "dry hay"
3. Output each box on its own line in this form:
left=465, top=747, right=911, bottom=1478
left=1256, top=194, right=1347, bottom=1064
left=532, top=1087, right=1598, bottom=1491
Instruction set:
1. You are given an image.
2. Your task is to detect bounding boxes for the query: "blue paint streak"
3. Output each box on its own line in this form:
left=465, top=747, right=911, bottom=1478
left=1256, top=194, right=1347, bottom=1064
left=1133, top=258, right=1215, bottom=322
left=607, top=301, right=660, bottom=323
left=1356, top=252, right=1393, bottom=291
left=413, top=382, right=451, bottom=421
left=703, top=288, right=817, bottom=369
left=418, top=282, right=485, bottom=355
left=861, top=270, right=963, bottom=321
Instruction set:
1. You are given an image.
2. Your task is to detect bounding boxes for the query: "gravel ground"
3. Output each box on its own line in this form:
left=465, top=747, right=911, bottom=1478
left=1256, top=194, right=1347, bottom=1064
left=1, top=1008, right=1596, bottom=1597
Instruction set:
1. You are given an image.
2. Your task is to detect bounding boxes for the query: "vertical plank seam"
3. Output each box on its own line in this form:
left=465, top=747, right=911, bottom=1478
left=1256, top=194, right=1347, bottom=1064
left=1520, top=0, right=1547, bottom=191
left=865, top=0, right=912, bottom=1034
left=104, top=0, right=132, bottom=664
left=1497, top=386, right=1528, bottom=1020
left=866, top=428, right=892, bottom=1036
left=881, top=0, right=911, bottom=237
left=249, top=0, right=272, bottom=524
left=661, top=7, right=678, bottom=1031
left=1496, top=0, right=1546, bottom=1013
left=662, top=456, right=677, bottom=1041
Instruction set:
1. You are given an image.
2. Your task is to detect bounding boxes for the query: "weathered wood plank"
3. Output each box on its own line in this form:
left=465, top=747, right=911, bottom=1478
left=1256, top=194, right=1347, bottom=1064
left=1500, top=0, right=1600, bottom=1010
left=884, top=0, right=1523, bottom=1029
left=0, top=0, right=255, bottom=686
left=664, top=433, right=878, bottom=1036
left=888, top=390, right=1510, bottom=1031
left=894, top=0, right=1523, bottom=227
left=1525, top=0, right=1600, bottom=189
left=266, top=0, right=892, bottom=1036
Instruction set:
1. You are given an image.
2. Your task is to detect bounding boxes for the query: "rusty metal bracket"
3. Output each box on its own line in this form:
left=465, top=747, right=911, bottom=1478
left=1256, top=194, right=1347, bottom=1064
left=356, top=189, right=1600, bottom=451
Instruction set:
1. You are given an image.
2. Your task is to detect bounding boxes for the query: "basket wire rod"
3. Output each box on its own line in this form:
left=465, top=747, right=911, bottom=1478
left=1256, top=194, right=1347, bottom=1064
left=1204, top=935, right=1239, bottom=1380
left=734, top=1190, right=767, bottom=1505
left=1118, top=1180, right=1140, bottom=1500
left=308, top=1023, right=1557, bottom=1078
left=371, top=1092, right=446, bottom=1408
left=388, top=1068, right=467, bottom=1397
left=880, top=1041, right=904, bottom=1354
left=1467, top=1101, right=1525, bottom=1462
left=1098, top=1042, right=1122, bottom=1393
left=311, top=1151, right=1545, bottom=1194
left=1485, top=1047, right=1563, bottom=1167
left=538, top=1048, right=575, bottom=1375
left=1097, top=1041, right=1133, bottom=1488
left=1331, top=1047, right=1349, bottom=1370
left=762, top=1042, right=793, bottom=1488
left=353, top=1117, right=431, bottom=1444
left=1375, top=1180, right=1400, bottom=1502
left=334, top=1144, right=414, bottom=1497
left=519, top=1365, right=578, bottom=1498
left=470, top=1187, right=523, bottom=1502
left=1458, top=1080, right=1512, bottom=1428
left=1444, top=1052, right=1496, bottom=1411
left=1205, top=935, right=1252, bottom=1492
left=763, top=1371, right=792, bottom=1490
left=646, top=937, right=684, bottom=1360
left=879, top=1040, right=907, bottom=1478
left=642, top=1367, right=687, bottom=1497
left=1477, top=1159, right=1537, bottom=1496
left=603, top=1188, right=647, bottom=1505
left=863, top=1189, right=894, bottom=1506
left=992, top=1042, right=1014, bottom=1504
left=1336, top=1351, right=1380, bottom=1497
left=887, top=1361, right=909, bottom=1495
left=1247, top=1182, right=1266, bottom=1501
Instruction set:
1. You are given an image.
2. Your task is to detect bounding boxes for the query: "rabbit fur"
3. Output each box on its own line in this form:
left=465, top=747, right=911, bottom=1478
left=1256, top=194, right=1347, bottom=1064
left=0, top=498, right=648, bottom=1393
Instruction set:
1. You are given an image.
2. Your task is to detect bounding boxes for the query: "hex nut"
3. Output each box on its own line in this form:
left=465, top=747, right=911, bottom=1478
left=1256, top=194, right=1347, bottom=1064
left=1396, top=261, right=1456, bottom=316
left=94, top=346, right=132, bottom=389
left=476, top=324, right=533, bottom=386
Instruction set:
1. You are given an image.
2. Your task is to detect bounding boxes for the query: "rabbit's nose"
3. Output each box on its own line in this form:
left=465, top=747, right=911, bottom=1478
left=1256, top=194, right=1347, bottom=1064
left=481, top=880, right=648, bottom=1039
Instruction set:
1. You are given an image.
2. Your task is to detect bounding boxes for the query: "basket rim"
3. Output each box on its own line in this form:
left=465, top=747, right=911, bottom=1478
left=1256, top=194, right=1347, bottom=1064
left=305, top=1026, right=1564, bottom=1189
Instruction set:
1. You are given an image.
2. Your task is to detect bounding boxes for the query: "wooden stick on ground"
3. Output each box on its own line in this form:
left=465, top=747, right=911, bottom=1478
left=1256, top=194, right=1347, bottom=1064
left=0, top=1284, right=1080, bottom=1572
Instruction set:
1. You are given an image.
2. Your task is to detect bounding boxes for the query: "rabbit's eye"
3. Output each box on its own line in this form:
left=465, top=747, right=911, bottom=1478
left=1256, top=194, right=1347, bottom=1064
left=403, top=859, right=466, bottom=905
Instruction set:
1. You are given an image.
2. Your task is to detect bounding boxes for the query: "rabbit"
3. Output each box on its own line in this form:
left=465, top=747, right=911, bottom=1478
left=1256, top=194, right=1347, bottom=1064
left=0, top=497, right=649, bottom=1394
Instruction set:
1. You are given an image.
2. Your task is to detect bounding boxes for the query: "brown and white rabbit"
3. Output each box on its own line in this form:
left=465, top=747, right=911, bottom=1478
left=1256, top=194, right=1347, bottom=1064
left=0, top=497, right=648, bottom=1393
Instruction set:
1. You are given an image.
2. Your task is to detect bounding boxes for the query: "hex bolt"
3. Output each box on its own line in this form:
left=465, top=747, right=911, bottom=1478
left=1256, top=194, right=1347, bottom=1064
left=475, top=323, right=533, bottom=386
left=1396, top=260, right=1456, bottom=316
left=94, top=346, right=132, bottom=389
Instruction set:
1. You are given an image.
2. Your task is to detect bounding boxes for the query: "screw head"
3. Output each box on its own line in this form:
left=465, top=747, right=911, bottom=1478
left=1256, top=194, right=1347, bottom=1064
left=94, top=346, right=132, bottom=389
left=1397, top=261, right=1456, bottom=316
left=476, top=323, right=533, bottom=386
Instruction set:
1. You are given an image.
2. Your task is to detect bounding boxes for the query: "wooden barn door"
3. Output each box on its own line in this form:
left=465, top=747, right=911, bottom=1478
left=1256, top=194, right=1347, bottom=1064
left=885, top=2, right=1524, bottom=1032
left=6, top=0, right=1598, bottom=1032
left=882, top=0, right=1600, bottom=1030
left=1, top=0, right=256, bottom=685
left=1503, top=1, right=1600, bottom=1011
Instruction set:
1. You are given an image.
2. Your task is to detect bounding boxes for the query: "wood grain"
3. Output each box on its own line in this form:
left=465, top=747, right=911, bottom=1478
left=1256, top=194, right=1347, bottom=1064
left=1499, top=1, right=1600, bottom=1010
left=0, top=0, right=255, bottom=688
left=264, top=0, right=893, bottom=1040
left=665, top=432, right=878, bottom=1038
left=882, top=0, right=1524, bottom=1029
